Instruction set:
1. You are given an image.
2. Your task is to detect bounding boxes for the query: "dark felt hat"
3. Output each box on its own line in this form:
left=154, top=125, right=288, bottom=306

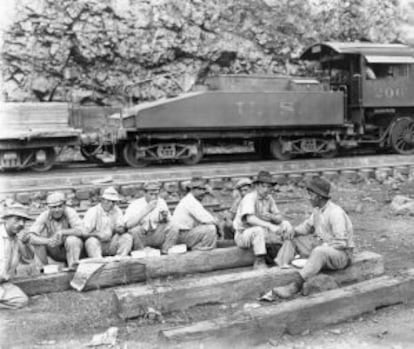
left=306, top=176, right=331, bottom=199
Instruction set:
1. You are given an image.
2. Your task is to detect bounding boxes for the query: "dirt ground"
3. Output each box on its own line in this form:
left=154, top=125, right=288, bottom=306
left=2, top=176, right=414, bottom=349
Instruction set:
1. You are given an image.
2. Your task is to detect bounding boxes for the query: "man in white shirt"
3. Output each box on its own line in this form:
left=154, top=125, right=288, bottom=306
left=233, top=171, right=293, bottom=269
left=272, top=176, right=354, bottom=298
left=29, top=191, right=84, bottom=270
left=123, top=182, right=179, bottom=254
left=172, top=177, right=218, bottom=251
left=0, top=203, right=34, bottom=309
left=83, top=187, right=133, bottom=258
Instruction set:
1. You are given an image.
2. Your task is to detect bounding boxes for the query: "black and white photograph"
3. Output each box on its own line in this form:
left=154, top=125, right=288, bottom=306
left=1, top=0, right=414, bottom=348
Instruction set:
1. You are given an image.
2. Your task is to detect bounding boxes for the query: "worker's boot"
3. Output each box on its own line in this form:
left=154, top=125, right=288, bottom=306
left=272, top=276, right=304, bottom=299
left=253, top=255, right=268, bottom=270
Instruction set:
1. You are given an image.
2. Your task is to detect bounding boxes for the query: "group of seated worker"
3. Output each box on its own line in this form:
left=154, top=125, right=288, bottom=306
left=232, top=170, right=354, bottom=299
left=0, top=171, right=354, bottom=309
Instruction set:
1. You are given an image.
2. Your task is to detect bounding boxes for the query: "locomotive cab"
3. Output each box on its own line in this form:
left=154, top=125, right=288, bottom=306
left=301, top=42, right=414, bottom=154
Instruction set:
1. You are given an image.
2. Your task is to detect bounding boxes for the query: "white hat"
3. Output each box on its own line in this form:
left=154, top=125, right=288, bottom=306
left=102, top=187, right=121, bottom=201
left=47, top=192, right=66, bottom=207
left=1, top=203, right=32, bottom=220
left=235, top=178, right=252, bottom=189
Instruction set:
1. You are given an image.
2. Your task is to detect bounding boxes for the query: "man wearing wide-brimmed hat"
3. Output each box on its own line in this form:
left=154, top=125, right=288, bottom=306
left=0, top=203, right=34, bottom=309
left=172, top=177, right=218, bottom=251
left=83, top=187, right=132, bottom=258
left=271, top=176, right=354, bottom=298
left=29, top=191, right=84, bottom=270
left=123, top=181, right=179, bottom=254
left=221, top=177, right=253, bottom=240
left=233, top=170, right=293, bottom=269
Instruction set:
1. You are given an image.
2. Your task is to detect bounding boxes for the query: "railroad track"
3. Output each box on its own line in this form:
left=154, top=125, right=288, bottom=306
left=1, top=154, right=414, bottom=196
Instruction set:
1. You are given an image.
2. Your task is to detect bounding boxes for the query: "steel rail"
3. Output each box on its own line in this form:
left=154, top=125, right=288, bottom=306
left=1, top=154, right=414, bottom=195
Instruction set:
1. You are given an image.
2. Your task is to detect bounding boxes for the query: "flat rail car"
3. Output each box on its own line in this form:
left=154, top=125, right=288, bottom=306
left=0, top=103, right=79, bottom=171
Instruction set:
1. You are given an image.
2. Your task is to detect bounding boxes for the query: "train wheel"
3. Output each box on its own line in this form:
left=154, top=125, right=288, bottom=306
left=80, top=145, right=104, bottom=164
left=269, top=139, right=292, bottom=161
left=181, top=143, right=203, bottom=165
left=122, top=142, right=149, bottom=168
left=390, top=117, right=414, bottom=155
left=31, top=148, right=56, bottom=172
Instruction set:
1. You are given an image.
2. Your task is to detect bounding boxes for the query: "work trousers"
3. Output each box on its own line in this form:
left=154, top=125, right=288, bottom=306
left=234, top=221, right=289, bottom=256
left=35, top=235, right=83, bottom=268
left=0, top=282, right=28, bottom=310
left=85, top=233, right=133, bottom=258
left=275, top=235, right=351, bottom=280
left=130, top=222, right=179, bottom=253
left=178, top=224, right=217, bottom=251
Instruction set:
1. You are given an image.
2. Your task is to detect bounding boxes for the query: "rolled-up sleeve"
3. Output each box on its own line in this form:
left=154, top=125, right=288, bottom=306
left=66, top=208, right=84, bottom=235
left=29, top=211, right=48, bottom=236
left=295, top=214, right=314, bottom=236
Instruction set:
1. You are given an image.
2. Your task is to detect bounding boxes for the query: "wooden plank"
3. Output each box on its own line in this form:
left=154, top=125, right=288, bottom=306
left=160, top=269, right=414, bottom=343
left=114, top=251, right=384, bottom=319
left=13, top=247, right=254, bottom=295
left=70, top=258, right=146, bottom=291
left=14, top=272, right=74, bottom=296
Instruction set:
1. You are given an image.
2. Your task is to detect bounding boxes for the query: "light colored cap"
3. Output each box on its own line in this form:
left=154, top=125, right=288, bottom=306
left=235, top=177, right=252, bottom=189
left=46, top=191, right=66, bottom=207
left=144, top=181, right=162, bottom=191
left=1, top=203, right=32, bottom=220
left=102, top=187, right=121, bottom=201
left=188, top=177, right=207, bottom=190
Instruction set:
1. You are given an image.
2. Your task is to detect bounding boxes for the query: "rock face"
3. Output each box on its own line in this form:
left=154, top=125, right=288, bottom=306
left=1, top=0, right=403, bottom=105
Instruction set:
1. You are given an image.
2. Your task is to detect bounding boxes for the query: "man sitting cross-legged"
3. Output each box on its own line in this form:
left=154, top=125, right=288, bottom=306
left=29, top=191, right=84, bottom=270
left=172, top=177, right=218, bottom=251
left=271, top=176, right=354, bottom=298
left=233, top=170, right=293, bottom=270
left=123, top=181, right=179, bottom=254
left=83, top=187, right=133, bottom=258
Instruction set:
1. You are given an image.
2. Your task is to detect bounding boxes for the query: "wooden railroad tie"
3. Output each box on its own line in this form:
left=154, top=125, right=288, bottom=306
left=14, top=246, right=254, bottom=295
left=114, top=251, right=384, bottom=320
left=160, top=268, right=414, bottom=345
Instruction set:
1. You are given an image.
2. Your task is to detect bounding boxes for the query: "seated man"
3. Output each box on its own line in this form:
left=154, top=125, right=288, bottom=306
left=272, top=176, right=354, bottom=298
left=233, top=170, right=292, bottom=270
left=172, top=177, right=218, bottom=251
left=0, top=203, right=34, bottom=309
left=123, top=181, right=178, bottom=254
left=221, top=178, right=252, bottom=240
left=83, top=187, right=132, bottom=258
left=29, top=191, right=84, bottom=270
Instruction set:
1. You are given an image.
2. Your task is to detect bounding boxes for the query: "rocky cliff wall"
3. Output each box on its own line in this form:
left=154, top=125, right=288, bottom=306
left=0, top=0, right=404, bottom=105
